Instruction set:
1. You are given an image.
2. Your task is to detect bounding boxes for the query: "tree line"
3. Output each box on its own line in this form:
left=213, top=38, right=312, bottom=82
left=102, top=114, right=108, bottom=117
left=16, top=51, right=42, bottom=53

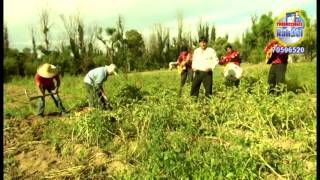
left=3, top=10, right=316, bottom=81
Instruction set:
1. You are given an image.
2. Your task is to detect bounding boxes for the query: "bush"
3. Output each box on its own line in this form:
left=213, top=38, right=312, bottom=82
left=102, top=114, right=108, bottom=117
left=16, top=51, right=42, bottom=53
left=248, top=49, right=264, bottom=64
left=23, top=60, right=43, bottom=76
left=115, top=84, right=148, bottom=105
left=3, top=57, right=19, bottom=81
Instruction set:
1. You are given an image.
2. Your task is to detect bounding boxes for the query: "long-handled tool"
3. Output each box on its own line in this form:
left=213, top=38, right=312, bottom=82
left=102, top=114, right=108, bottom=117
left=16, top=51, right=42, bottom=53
left=24, top=89, right=57, bottom=101
left=100, top=91, right=113, bottom=110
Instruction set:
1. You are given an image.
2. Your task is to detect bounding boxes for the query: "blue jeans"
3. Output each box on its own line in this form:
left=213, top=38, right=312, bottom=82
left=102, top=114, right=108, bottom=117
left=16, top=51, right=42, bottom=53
left=36, top=89, right=66, bottom=115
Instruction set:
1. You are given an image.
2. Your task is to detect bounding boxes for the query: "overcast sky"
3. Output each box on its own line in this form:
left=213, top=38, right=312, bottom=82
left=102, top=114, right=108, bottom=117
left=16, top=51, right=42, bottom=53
left=4, top=0, right=317, bottom=51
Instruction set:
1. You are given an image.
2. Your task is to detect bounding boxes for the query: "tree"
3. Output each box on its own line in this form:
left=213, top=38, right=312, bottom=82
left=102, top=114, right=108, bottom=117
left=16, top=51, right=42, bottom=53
left=176, top=11, right=184, bottom=54
left=210, top=25, right=216, bottom=43
left=125, top=29, right=145, bottom=71
left=39, top=7, right=51, bottom=51
left=232, top=38, right=241, bottom=52
left=155, top=23, right=170, bottom=67
left=60, top=14, right=79, bottom=60
left=96, top=27, right=117, bottom=64
left=60, top=13, right=93, bottom=74
left=31, top=27, right=38, bottom=60
left=197, top=18, right=209, bottom=42
left=213, top=36, right=229, bottom=59
left=114, top=15, right=127, bottom=70
left=3, top=24, right=9, bottom=53
left=256, top=13, right=273, bottom=48
left=96, top=15, right=127, bottom=68
left=298, top=11, right=316, bottom=61
left=240, top=12, right=274, bottom=63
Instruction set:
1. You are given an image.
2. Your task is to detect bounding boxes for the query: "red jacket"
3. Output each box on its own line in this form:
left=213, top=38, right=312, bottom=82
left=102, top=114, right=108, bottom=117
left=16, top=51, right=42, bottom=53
left=264, top=39, right=288, bottom=64
left=219, top=50, right=240, bottom=66
left=176, top=51, right=192, bottom=69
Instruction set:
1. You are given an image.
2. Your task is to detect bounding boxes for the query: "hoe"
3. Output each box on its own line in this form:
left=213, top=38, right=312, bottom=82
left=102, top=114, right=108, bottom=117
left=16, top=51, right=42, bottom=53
left=24, top=89, right=56, bottom=101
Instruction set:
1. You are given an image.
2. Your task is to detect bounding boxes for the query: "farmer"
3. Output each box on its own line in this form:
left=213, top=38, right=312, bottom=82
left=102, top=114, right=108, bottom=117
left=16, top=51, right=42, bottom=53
left=264, top=38, right=289, bottom=94
left=176, top=46, right=193, bottom=96
left=35, top=63, right=67, bottom=116
left=190, top=36, right=219, bottom=98
left=83, top=64, right=118, bottom=110
left=219, top=44, right=242, bottom=87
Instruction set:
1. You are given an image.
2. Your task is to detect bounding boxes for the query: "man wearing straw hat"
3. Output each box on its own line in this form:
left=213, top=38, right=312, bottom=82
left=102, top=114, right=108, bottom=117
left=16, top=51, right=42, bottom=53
left=83, top=64, right=118, bottom=110
left=35, top=63, right=67, bottom=116
left=219, top=44, right=243, bottom=87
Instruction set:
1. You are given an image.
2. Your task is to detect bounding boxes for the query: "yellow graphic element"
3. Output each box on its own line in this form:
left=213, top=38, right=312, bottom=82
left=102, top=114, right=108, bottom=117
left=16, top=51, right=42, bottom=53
left=273, top=9, right=306, bottom=46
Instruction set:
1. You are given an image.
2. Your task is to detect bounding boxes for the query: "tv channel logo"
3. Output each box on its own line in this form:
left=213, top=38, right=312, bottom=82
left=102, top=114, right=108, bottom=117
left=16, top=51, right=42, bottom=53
left=274, top=10, right=306, bottom=46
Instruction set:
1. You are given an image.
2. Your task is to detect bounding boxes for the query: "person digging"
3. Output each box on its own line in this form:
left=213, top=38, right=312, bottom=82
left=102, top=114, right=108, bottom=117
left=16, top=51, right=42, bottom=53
left=34, top=63, right=67, bottom=116
left=83, top=64, right=118, bottom=110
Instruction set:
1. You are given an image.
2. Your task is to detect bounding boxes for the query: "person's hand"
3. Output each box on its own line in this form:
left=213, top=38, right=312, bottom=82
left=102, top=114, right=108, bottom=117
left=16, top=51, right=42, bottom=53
left=102, top=93, right=108, bottom=101
left=52, top=89, right=59, bottom=94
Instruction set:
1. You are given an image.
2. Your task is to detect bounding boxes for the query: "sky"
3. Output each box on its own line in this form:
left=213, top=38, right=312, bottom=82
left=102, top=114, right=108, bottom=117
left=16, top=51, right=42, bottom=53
left=3, top=0, right=317, bottom=51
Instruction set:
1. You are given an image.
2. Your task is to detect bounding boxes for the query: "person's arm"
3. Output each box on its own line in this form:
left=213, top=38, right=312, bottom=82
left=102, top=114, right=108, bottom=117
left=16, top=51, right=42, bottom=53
left=224, top=51, right=239, bottom=63
left=211, top=49, right=219, bottom=70
left=176, top=58, right=180, bottom=65
left=99, top=86, right=108, bottom=101
left=219, top=55, right=227, bottom=65
left=264, top=40, right=276, bottom=54
left=35, top=75, right=45, bottom=97
left=53, top=75, right=60, bottom=94
left=230, top=51, right=239, bottom=60
left=176, top=54, right=182, bottom=65
left=187, top=53, right=192, bottom=62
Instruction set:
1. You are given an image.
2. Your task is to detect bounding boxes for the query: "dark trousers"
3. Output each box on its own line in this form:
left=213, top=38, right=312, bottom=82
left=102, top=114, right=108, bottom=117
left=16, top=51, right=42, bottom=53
left=190, top=70, right=213, bottom=97
left=85, top=83, right=109, bottom=110
left=178, top=68, right=193, bottom=96
left=268, top=63, right=287, bottom=94
left=224, top=78, right=240, bottom=87
left=36, top=89, right=65, bottom=115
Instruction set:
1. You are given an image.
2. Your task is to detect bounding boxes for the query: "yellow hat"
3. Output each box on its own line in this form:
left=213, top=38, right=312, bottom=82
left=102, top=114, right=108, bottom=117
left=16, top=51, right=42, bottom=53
left=37, top=63, right=58, bottom=78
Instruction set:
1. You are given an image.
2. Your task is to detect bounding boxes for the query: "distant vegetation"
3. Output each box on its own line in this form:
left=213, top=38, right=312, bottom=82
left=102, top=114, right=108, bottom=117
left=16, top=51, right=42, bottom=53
left=3, top=9, right=316, bottom=81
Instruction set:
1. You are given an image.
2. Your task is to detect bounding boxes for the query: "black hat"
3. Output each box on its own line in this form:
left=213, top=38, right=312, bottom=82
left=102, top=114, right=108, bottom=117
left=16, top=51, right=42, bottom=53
left=181, top=46, right=188, bottom=52
left=199, top=36, right=208, bottom=43
left=225, top=44, right=232, bottom=50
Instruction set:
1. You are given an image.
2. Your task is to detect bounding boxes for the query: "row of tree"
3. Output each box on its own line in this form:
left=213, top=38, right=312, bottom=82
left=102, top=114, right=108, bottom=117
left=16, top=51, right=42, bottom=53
left=3, top=9, right=316, bottom=81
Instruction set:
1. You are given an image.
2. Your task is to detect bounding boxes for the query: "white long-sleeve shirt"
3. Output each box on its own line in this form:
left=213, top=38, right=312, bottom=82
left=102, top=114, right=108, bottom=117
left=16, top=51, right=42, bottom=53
left=192, top=47, right=219, bottom=71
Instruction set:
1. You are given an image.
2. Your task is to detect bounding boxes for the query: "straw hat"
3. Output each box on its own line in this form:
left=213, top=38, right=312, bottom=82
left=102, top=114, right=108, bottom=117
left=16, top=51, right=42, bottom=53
left=105, top=64, right=118, bottom=75
left=37, top=63, right=58, bottom=78
left=224, top=63, right=243, bottom=80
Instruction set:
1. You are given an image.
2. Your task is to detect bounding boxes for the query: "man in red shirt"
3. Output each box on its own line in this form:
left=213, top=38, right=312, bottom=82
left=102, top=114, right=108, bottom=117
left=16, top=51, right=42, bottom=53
left=176, top=46, right=193, bottom=96
left=219, top=44, right=242, bottom=87
left=35, top=63, right=66, bottom=116
left=264, top=38, right=288, bottom=94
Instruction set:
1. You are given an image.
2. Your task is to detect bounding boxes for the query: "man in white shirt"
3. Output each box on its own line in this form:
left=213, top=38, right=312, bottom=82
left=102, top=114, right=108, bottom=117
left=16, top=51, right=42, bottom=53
left=190, top=36, right=219, bottom=97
